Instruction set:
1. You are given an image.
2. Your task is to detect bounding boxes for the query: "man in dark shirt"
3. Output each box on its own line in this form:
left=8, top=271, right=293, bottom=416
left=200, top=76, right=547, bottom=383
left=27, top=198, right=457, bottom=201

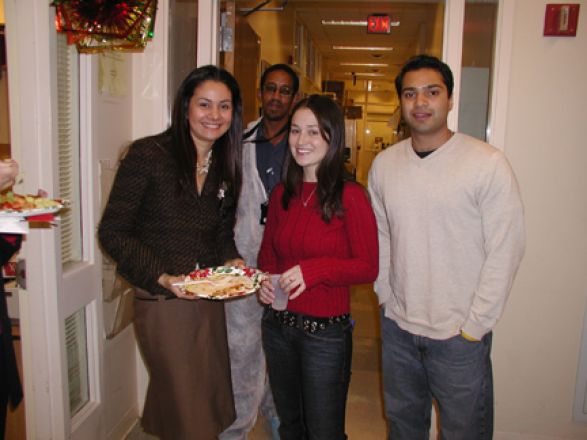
left=221, top=64, right=299, bottom=440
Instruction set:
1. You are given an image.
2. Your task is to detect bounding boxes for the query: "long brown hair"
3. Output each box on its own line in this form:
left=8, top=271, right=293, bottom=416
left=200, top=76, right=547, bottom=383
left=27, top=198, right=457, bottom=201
left=282, top=94, right=350, bottom=222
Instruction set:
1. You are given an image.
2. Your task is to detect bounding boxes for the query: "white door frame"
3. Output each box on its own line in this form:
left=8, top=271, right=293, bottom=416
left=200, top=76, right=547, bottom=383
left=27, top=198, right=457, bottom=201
left=198, top=0, right=221, bottom=66
left=444, top=0, right=514, bottom=150
left=4, top=1, right=104, bottom=438
left=444, top=0, right=466, bottom=132
left=5, top=2, right=67, bottom=436
left=487, top=0, right=514, bottom=150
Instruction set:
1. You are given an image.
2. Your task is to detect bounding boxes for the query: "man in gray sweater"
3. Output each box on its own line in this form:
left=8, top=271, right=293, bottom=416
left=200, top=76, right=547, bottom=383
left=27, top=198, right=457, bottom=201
left=368, top=54, right=525, bottom=439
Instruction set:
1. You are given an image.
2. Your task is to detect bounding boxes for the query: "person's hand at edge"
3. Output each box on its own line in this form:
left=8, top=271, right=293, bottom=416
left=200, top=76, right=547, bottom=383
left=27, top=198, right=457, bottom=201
left=0, top=159, right=19, bottom=192
left=258, top=278, right=274, bottom=305
left=158, top=272, right=200, bottom=300
left=460, top=330, right=480, bottom=342
left=225, top=258, right=245, bottom=268
left=280, top=265, right=306, bottom=300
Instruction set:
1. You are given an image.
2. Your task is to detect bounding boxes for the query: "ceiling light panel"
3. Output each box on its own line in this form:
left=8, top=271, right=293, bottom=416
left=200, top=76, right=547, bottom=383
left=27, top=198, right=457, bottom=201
left=333, top=46, right=394, bottom=51
left=340, top=62, right=389, bottom=67
left=321, top=20, right=400, bottom=27
left=343, top=72, right=386, bottom=77
left=322, top=20, right=368, bottom=26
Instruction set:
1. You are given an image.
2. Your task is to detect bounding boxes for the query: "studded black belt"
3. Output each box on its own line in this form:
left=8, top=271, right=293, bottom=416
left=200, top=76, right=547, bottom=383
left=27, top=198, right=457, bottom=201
left=270, top=309, right=350, bottom=334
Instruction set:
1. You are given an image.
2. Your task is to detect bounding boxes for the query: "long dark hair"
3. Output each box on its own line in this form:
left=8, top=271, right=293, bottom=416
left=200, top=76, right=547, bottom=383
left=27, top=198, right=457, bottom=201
left=282, top=94, right=348, bottom=222
left=168, top=65, right=243, bottom=199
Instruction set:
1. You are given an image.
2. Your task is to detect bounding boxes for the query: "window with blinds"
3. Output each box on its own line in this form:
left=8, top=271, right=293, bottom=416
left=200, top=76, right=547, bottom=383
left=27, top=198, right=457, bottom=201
left=56, top=34, right=89, bottom=416
left=65, top=309, right=89, bottom=415
left=56, top=33, right=82, bottom=267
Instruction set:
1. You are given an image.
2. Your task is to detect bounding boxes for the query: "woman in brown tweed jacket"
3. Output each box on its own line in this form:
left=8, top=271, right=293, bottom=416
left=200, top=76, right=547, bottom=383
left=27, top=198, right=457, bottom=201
left=99, top=65, right=244, bottom=440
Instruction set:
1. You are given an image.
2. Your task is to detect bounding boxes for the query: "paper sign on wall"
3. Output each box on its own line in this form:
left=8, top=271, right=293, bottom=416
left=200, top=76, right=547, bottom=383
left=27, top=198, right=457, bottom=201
left=98, top=52, right=127, bottom=96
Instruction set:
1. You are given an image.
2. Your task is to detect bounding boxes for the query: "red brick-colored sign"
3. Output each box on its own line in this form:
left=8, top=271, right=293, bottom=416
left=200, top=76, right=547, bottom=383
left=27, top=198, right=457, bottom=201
left=367, top=15, right=391, bottom=34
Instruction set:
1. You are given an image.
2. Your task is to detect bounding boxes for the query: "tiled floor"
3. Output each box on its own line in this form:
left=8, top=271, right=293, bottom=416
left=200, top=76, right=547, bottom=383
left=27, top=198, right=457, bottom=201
left=126, top=284, right=387, bottom=439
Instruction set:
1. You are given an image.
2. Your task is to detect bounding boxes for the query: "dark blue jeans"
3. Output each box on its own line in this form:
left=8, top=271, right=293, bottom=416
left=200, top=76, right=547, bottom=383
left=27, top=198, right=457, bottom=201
left=262, top=309, right=352, bottom=440
left=381, top=312, right=494, bottom=440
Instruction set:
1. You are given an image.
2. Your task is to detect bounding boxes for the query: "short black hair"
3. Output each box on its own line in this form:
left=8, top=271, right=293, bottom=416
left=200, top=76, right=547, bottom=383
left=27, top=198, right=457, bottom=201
left=260, top=63, right=300, bottom=95
left=395, top=54, right=454, bottom=98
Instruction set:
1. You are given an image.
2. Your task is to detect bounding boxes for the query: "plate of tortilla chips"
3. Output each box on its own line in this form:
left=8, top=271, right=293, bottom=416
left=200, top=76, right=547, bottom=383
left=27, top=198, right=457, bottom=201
left=173, top=266, right=267, bottom=300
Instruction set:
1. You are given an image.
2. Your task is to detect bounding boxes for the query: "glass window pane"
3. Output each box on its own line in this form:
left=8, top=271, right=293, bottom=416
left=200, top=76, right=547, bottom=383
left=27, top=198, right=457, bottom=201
left=458, top=0, right=498, bottom=141
left=65, top=308, right=89, bottom=416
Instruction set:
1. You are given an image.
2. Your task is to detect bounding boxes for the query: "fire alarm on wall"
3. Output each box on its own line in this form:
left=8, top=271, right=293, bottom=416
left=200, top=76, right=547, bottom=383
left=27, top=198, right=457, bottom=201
left=544, top=4, right=580, bottom=36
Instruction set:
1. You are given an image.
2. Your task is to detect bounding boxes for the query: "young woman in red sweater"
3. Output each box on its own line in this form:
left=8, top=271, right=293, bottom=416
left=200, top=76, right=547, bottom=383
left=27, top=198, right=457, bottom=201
left=257, top=94, right=379, bottom=439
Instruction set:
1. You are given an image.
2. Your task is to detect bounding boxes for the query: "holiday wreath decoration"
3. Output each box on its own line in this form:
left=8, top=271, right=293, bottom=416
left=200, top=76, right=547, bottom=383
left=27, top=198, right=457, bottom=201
left=51, top=0, right=157, bottom=53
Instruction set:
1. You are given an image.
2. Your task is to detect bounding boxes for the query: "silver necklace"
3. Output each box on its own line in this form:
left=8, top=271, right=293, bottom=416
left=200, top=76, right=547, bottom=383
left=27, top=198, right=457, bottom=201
left=196, top=150, right=212, bottom=175
left=302, top=187, right=317, bottom=207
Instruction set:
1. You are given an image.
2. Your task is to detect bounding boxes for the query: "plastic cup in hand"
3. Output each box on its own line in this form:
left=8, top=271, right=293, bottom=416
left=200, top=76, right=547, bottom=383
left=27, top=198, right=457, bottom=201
left=270, top=274, right=289, bottom=311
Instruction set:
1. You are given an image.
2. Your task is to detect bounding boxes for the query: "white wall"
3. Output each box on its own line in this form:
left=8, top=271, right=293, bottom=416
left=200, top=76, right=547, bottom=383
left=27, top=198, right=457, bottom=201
left=494, top=1, right=587, bottom=438
left=94, top=1, right=171, bottom=431
left=91, top=51, right=141, bottom=438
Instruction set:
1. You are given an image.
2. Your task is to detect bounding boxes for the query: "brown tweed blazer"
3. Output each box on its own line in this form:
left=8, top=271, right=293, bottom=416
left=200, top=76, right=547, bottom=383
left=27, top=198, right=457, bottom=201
left=98, top=133, right=241, bottom=297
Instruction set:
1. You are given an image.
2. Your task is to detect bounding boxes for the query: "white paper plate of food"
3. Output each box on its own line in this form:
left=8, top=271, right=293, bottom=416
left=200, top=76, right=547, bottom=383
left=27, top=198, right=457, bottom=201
left=0, top=192, right=68, bottom=218
left=173, top=266, right=267, bottom=300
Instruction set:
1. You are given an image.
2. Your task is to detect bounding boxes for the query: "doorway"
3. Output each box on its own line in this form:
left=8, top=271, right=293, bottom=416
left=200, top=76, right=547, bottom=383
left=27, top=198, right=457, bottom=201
left=215, top=1, right=507, bottom=437
left=224, top=0, right=445, bottom=184
left=221, top=2, right=446, bottom=437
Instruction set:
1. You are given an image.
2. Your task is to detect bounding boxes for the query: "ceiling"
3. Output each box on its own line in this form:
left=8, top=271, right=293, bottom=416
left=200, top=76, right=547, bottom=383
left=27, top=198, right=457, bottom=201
left=236, top=0, right=445, bottom=92
left=295, top=1, right=443, bottom=85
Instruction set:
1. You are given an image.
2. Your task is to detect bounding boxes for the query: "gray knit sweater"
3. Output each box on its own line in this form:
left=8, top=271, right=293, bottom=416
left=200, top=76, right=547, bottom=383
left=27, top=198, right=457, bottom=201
left=368, top=133, right=525, bottom=340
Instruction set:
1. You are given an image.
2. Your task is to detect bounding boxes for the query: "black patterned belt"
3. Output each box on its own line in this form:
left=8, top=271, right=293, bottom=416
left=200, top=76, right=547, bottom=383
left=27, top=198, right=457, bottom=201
left=270, top=309, right=350, bottom=334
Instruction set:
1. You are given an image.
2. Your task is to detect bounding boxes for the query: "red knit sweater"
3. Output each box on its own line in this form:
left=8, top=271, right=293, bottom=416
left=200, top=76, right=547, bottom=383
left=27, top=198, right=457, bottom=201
left=258, top=181, right=379, bottom=317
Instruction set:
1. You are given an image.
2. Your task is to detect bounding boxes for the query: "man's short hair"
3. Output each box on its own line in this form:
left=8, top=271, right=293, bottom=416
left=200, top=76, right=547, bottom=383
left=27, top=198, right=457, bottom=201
left=260, top=63, right=300, bottom=95
left=395, top=55, right=454, bottom=98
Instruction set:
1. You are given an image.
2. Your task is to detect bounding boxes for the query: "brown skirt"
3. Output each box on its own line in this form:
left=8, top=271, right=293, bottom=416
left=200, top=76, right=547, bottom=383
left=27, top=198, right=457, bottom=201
left=134, top=296, right=235, bottom=440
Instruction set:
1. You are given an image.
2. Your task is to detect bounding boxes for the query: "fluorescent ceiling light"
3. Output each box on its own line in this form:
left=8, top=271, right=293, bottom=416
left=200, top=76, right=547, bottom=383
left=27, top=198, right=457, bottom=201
left=322, top=20, right=367, bottom=26
left=322, top=20, right=400, bottom=27
left=333, top=46, right=394, bottom=51
left=340, top=62, right=389, bottom=67
left=343, top=72, right=386, bottom=77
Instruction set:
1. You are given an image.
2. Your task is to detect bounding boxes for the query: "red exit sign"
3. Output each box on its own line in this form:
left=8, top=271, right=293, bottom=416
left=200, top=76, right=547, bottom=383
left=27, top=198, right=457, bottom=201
left=367, top=14, right=391, bottom=34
